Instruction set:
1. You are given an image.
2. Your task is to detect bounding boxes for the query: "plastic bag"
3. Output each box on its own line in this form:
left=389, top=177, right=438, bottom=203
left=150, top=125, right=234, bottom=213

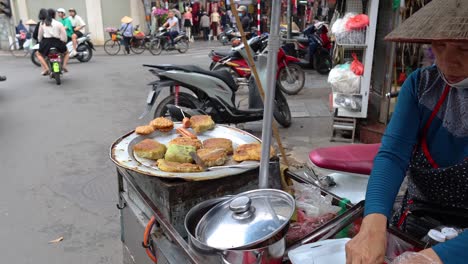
left=333, top=93, right=362, bottom=111
left=351, top=53, right=364, bottom=76
left=345, top=14, right=369, bottom=31
left=328, top=63, right=361, bottom=94
left=391, top=252, right=439, bottom=264
left=386, top=233, right=418, bottom=261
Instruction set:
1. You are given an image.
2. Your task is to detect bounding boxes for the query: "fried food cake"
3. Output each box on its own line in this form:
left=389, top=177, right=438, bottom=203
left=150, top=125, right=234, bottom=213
left=135, top=125, right=155, bottom=135
left=133, top=139, right=167, bottom=160
left=157, top=159, right=203, bottom=173
left=164, top=144, right=197, bottom=163
left=233, top=143, right=275, bottom=162
left=150, top=117, right=174, bottom=132
left=169, top=137, right=202, bottom=149
left=203, top=138, right=233, bottom=154
left=196, top=148, right=228, bottom=167
left=190, top=115, right=215, bottom=133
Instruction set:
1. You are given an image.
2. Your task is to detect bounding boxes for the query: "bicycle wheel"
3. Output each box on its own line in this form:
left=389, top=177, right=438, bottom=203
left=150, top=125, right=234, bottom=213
left=130, top=38, right=146, bottom=54
left=9, top=42, right=24, bottom=57
left=104, top=39, right=121, bottom=55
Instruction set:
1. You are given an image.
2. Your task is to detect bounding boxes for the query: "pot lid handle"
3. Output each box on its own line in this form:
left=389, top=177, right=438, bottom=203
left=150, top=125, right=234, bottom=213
left=229, top=196, right=254, bottom=219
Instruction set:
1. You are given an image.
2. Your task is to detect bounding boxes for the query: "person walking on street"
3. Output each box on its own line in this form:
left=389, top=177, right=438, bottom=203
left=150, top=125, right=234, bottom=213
left=200, top=12, right=210, bottom=41
left=56, top=8, right=73, bottom=43
left=183, top=7, right=193, bottom=42
left=119, top=16, right=133, bottom=54
left=68, top=8, right=86, bottom=57
left=210, top=8, right=220, bottom=40
left=162, top=10, right=180, bottom=47
left=237, top=5, right=251, bottom=32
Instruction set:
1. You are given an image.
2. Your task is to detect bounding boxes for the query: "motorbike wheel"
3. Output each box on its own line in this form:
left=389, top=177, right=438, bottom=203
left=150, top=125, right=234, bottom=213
left=154, top=92, right=199, bottom=119
left=148, top=39, right=163, bottom=56
left=218, top=33, right=228, bottom=45
left=31, top=50, right=41, bottom=67
left=277, top=63, right=305, bottom=95
left=177, top=39, right=189, bottom=53
left=273, top=89, right=292, bottom=128
left=76, top=44, right=93, bottom=62
left=104, top=39, right=121, bottom=55
left=54, top=72, right=61, bottom=85
left=313, top=49, right=332, bottom=75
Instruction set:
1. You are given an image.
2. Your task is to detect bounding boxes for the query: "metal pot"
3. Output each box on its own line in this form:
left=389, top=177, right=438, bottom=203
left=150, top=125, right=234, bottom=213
left=185, top=189, right=295, bottom=264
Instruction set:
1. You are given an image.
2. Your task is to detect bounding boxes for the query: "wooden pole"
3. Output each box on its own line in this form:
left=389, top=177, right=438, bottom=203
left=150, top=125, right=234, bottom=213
left=230, top=2, right=289, bottom=167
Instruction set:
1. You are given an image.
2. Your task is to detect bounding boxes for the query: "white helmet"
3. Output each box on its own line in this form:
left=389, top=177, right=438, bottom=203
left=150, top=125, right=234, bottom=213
left=57, top=8, right=66, bottom=14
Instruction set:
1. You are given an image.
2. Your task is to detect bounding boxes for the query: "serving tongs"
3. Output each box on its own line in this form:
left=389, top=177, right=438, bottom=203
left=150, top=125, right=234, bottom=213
left=189, top=152, right=259, bottom=171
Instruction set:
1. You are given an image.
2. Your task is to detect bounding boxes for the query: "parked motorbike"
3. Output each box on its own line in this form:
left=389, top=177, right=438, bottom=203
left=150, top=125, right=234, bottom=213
left=139, top=64, right=292, bottom=128
left=218, top=24, right=238, bottom=46
left=282, top=23, right=332, bottom=75
left=47, top=48, right=63, bottom=85
left=209, top=35, right=305, bottom=95
left=148, top=27, right=189, bottom=55
left=31, top=33, right=94, bottom=67
left=0, top=76, right=6, bottom=81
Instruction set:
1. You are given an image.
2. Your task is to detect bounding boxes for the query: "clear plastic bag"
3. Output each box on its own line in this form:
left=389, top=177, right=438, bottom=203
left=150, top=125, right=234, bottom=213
left=386, top=233, right=417, bottom=261
left=391, top=252, right=439, bottom=264
left=328, top=63, right=361, bottom=94
left=333, top=93, right=362, bottom=111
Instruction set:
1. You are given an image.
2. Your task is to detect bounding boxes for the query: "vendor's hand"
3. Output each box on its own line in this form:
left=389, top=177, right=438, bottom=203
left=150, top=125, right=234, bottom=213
left=391, top=249, right=442, bottom=264
left=346, top=213, right=388, bottom=264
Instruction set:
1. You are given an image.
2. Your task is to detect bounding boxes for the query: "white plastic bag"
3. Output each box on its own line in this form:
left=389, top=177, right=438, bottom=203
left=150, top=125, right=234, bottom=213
left=391, top=252, right=439, bottom=264
left=328, top=63, right=361, bottom=94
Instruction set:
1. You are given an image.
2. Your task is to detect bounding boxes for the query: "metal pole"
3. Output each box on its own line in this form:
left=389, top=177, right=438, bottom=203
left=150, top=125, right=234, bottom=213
left=259, top=0, right=281, bottom=189
left=287, top=0, right=292, bottom=39
left=257, top=0, right=261, bottom=35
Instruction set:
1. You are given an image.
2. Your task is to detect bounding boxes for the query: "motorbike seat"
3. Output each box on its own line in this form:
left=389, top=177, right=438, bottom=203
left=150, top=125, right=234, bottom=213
left=293, top=36, right=310, bottom=44
left=308, top=143, right=380, bottom=175
left=213, top=50, right=241, bottom=59
left=144, top=64, right=238, bottom=92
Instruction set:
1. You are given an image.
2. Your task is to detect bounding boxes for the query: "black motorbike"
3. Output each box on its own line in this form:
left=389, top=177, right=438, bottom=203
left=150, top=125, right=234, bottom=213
left=139, top=64, right=292, bottom=128
left=148, top=27, right=190, bottom=55
left=282, top=24, right=332, bottom=75
left=218, top=25, right=238, bottom=46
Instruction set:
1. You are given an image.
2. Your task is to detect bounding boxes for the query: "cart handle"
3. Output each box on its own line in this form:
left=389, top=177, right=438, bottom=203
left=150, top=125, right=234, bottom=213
left=143, top=216, right=158, bottom=263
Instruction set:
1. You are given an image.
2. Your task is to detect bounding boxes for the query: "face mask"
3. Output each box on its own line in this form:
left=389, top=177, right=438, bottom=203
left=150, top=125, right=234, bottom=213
left=239, top=13, right=243, bottom=17
left=436, top=65, right=468, bottom=89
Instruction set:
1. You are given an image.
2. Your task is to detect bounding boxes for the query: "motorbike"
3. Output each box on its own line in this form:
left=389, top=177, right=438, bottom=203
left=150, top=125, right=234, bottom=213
left=139, top=64, right=292, bottom=128
left=209, top=35, right=306, bottom=95
left=218, top=24, right=238, bottom=46
left=31, top=33, right=95, bottom=67
left=282, top=23, right=332, bottom=75
left=148, top=27, right=189, bottom=55
left=46, top=48, right=63, bottom=85
left=0, top=76, right=6, bottom=81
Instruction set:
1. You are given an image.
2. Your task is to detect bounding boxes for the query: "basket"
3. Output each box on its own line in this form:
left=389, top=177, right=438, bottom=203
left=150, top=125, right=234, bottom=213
left=110, top=32, right=119, bottom=41
left=133, top=31, right=145, bottom=40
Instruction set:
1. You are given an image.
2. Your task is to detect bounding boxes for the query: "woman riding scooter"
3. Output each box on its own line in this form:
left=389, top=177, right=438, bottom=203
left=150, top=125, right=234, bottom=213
left=38, top=9, right=70, bottom=75
left=346, top=0, right=468, bottom=263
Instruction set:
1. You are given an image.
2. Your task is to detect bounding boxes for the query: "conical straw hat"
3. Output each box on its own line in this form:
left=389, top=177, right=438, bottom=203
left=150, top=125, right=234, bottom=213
left=121, top=16, right=133, bottom=24
left=385, top=0, right=468, bottom=43
left=25, top=19, right=37, bottom=25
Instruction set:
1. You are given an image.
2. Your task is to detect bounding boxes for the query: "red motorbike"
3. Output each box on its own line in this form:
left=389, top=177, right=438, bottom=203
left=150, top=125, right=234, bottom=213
left=209, top=35, right=306, bottom=95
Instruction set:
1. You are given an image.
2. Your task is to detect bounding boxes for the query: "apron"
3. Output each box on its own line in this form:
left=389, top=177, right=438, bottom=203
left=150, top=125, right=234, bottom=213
left=392, top=84, right=468, bottom=237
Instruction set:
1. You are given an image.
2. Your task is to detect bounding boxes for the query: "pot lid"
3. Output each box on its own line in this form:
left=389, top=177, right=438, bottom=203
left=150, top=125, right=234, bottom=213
left=195, top=189, right=295, bottom=250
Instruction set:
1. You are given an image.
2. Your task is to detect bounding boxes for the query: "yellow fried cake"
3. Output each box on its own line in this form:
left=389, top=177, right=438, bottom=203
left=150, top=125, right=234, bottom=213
left=150, top=117, right=174, bottom=132
left=190, top=115, right=215, bottom=133
left=233, top=143, right=275, bottom=162
left=133, top=139, right=167, bottom=160
left=203, top=138, right=233, bottom=154
left=168, top=137, right=203, bottom=149
left=196, top=148, right=228, bottom=167
left=135, top=125, right=155, bottom=135
left=157, top=159, right=204, bottom=173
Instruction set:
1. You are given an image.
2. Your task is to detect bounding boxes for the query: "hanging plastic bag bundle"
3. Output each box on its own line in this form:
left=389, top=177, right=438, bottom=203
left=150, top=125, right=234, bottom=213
left=351, top=53, right=364, bottom=76
left=328, top=63, right=361, bottom=94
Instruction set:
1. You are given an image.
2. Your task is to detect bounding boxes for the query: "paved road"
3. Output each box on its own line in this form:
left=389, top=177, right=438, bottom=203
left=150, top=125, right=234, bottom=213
left=0, top=42, right=329, bottom=263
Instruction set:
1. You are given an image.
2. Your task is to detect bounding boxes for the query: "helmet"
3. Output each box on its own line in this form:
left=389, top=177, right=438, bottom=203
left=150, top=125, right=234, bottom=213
left=237, top=6, right=247, bottom=13
left=69, top=8, right=76, bottom=13
left=57, top=8, right=66, bottom=14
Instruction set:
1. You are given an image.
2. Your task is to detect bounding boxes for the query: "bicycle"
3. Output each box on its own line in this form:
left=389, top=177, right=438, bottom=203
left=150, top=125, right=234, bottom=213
left=9, top=32, right=33, bottom=57
left=103, top=27, right=152, bottom=55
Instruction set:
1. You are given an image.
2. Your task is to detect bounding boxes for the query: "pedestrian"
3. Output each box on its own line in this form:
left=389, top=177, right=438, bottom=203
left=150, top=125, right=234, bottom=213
left=220, top=9, right=228, bottom=29
left=120, top=16, right=134, bottom=54
left=24, top=19, right=37, bottom=41
left=15, top=19, right=27, bottom=49
left=183, top=7, right=193, bottom=42
left=210, top=8, right=220, bottom=40
left=237, top=6, right=251, bottom=32
left=345, top=0, right=468, bottom=264
left=200, top=12, right=210, bottom=41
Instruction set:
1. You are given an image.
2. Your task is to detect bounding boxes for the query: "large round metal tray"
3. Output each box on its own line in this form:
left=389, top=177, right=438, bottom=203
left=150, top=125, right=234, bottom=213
left=110, top=123, right=261, bottom=181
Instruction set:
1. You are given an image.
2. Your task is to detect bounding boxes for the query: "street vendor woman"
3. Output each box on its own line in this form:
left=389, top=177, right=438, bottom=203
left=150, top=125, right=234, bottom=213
left=346, top=0, right=468, bottom=263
